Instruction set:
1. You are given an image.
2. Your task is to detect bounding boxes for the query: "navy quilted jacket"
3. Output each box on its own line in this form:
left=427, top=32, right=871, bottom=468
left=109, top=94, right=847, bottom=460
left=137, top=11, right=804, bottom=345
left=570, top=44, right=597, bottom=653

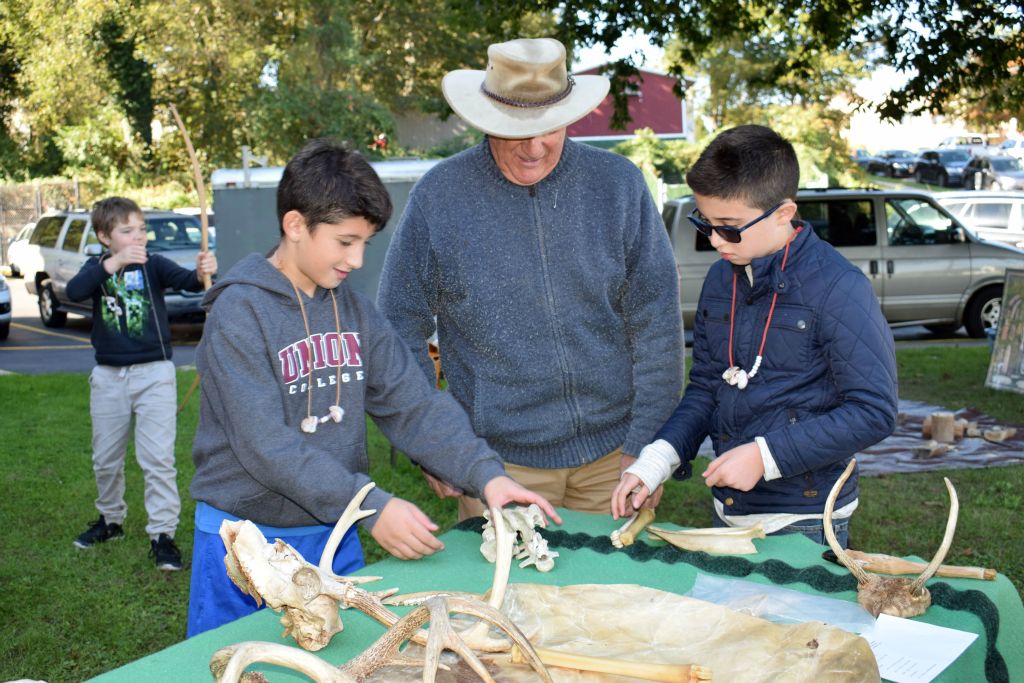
left=657, top=223, right=898, bottom=515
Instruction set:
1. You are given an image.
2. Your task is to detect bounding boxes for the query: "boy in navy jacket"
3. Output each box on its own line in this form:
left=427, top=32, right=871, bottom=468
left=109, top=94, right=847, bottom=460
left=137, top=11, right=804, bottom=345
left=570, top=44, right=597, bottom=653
left=613, top=125, right=898, bottom=546
left=68, top=197, right=217, bottom=569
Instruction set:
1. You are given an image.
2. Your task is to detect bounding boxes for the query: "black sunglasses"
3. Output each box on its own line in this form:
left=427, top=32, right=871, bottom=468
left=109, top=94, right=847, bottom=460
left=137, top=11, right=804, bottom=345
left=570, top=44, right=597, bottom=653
left=687, top=201, right=786, bottom=244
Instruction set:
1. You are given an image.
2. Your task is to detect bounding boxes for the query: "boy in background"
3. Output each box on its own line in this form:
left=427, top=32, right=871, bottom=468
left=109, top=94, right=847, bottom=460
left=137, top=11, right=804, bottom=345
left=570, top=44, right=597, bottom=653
left=68, top=197, right=217, bottom=570
left=613, top=125, right=897, bottom=546
left=188, top=139, right=559, bottom=636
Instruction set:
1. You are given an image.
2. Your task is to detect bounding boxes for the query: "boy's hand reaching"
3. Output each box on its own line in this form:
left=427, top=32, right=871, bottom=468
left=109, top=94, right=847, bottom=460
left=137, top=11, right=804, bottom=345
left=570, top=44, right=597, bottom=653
left=483, top=476, right=562, bottom=526
left=610, top=472, right=655, bottom=520
left=371, top=497, right=444, bottom=560
left=196, top=251, right=218, bottom=276
left=702, top=442, right=765, bottom=491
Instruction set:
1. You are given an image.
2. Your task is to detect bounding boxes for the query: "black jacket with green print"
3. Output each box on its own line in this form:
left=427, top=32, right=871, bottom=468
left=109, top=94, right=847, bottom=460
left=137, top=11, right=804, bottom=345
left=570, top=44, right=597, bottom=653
left=67, top=253, right=202, bottom=366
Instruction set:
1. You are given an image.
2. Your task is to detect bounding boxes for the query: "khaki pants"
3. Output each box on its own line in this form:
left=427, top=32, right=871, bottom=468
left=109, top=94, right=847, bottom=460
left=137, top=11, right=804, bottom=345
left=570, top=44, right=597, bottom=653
left=459, top=447, right=623, bottom=520
left=89, top=360, right=180, bottom=539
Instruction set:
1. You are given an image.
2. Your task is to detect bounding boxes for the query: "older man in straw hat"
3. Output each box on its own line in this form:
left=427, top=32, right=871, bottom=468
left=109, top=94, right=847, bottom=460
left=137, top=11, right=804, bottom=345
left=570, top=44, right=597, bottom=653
left=378, top=37, right=683, bottom=519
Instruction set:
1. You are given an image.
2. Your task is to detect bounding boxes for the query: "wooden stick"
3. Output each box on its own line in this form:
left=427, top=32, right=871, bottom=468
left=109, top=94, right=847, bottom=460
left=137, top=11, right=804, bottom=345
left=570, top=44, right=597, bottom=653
left=167, top=103, right=211, bottom=290
left=824, top=549, right=995, bottom=580
left=510, top=645, right=712, bottom=682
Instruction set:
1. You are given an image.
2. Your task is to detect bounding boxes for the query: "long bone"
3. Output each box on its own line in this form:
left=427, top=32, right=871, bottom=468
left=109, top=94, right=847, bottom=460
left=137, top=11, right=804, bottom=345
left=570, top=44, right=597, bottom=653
left=823, top=458, right=960, bottom=618
left=611, top=508, right=656, bottom=548
left=210, top=595, right=552, bottom=683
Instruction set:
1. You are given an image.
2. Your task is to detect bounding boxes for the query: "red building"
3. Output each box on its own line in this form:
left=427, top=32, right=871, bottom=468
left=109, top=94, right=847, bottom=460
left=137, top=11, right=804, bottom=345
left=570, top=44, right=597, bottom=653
left=567, top=66, right=694, bottom=145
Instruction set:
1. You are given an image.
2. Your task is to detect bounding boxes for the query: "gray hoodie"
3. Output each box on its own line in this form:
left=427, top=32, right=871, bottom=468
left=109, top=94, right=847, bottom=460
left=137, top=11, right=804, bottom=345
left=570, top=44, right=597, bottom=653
left=190, top=254, right=505, bottom=529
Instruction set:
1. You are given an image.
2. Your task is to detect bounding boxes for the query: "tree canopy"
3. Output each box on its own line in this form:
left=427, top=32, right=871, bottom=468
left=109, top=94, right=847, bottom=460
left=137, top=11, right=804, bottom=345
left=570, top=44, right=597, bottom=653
left=0, top=0, right=1019, bottom=183
left=517, top=0, right=1022, bottom=127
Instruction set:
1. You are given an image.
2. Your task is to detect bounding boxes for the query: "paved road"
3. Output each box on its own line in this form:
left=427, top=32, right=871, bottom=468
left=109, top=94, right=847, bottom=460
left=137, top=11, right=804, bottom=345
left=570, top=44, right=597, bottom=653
left=0, top=277, right=202, bottom=374
left=0, top=274, right=986, bottom=375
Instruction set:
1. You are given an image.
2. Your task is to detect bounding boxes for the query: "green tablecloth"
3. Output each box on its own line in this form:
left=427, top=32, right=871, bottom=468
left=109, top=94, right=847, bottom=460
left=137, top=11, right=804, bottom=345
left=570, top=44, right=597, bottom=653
left=91, top=509, right=1023, bottom=682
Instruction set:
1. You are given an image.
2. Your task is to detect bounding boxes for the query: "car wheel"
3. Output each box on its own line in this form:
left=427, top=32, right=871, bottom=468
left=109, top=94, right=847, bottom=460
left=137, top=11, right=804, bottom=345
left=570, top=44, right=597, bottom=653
left=939, top=171, right=948, bottom=187
left=915, top=170, right=924, bottom=183
left=0, top=321, right=8, bottom=340
left=964, top=285, right=1001, bottom=338
left=924, top=323, right=959, bottom=336
left=38, top=283, right=67, bottom=328
left=9, top=264, right=21, bottom=278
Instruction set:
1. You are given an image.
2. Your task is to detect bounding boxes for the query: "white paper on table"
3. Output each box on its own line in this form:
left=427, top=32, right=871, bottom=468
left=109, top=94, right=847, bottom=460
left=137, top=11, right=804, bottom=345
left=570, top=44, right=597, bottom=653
left=859, top=613, right=978, bottom=683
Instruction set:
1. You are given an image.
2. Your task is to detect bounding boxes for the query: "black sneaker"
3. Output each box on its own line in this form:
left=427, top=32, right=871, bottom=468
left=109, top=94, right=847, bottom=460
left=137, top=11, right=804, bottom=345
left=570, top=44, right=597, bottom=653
left=149, top=533, right=182, bottom=571
left=73, top=515, right=124, bottom=549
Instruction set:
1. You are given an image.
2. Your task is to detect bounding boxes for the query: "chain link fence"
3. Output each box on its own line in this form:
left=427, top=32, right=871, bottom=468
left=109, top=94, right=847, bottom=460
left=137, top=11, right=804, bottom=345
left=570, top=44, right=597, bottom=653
left=0, top=180, right=101, bottom=266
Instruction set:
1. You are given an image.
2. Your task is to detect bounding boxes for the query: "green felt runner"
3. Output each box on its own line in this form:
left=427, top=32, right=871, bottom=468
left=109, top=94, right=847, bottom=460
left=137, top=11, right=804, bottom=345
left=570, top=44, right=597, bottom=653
left=91, top=509, right=1023, bottom=682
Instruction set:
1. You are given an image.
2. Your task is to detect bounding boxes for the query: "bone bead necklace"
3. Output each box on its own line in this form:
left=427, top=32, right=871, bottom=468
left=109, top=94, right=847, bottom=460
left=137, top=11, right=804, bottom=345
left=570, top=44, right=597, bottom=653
left=287, top=278, right=345, bottom=433
left=722, top=227, right=801, bottom=390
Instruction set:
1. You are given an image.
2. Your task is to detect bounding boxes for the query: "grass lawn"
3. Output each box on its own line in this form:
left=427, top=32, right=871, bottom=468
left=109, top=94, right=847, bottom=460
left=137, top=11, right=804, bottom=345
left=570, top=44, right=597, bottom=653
left=1, top=346, right=1022, bottom=681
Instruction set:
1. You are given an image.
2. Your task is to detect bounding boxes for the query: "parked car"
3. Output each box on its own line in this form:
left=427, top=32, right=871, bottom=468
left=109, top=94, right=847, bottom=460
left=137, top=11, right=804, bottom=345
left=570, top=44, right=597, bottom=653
left=963, top=156, right=1024, bottom=191
left=850, top=149, right=875, bottom=169
left=4, top=221, right=35, bottom=278
left=935, top=191, right=1024, bottom=249
left=998, top=138, right=1024, bottom=161
left=22, top=210, right=212, bottom=327
left=662, top=188, right=1024, bottom=338
left=866, top=149, right=918, bottom=177
left=914, top=148, right=970, bottom=187
left=0, top=271, right=10, bottom=340
left=938, top=134, right=990, bottom=157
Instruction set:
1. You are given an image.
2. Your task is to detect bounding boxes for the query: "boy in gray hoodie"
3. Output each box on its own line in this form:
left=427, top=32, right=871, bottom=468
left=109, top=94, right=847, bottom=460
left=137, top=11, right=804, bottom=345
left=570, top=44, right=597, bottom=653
left=187, top=139, right=559, bottom=636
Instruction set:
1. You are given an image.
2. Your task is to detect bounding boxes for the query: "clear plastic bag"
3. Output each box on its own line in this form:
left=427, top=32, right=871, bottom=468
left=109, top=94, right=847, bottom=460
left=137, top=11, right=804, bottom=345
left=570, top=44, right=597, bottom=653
left=688, top=573, right=877, bottom=634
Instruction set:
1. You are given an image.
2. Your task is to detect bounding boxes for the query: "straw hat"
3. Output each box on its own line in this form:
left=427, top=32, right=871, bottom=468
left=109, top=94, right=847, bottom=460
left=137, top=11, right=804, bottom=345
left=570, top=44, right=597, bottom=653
left=442, top=38, right=610, bottom=139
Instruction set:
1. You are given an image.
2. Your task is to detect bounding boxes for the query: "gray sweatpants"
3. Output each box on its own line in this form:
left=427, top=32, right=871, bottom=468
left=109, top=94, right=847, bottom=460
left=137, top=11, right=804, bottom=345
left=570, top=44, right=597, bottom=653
left=88, top=360, right=180, bottom=539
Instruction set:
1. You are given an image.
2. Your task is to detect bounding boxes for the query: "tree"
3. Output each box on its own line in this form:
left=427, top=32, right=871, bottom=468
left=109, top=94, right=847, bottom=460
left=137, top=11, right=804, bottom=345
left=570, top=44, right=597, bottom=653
left=473, top=0, right=1022, bottom=124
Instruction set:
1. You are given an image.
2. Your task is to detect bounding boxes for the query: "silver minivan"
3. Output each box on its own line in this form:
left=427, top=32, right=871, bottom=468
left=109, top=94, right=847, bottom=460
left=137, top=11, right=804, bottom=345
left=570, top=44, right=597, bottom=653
left=935, top=191, right=1024, bottom=250
left=23, top=210, right=211, bottom=327
left=663, top=189, right=1024, bottom=337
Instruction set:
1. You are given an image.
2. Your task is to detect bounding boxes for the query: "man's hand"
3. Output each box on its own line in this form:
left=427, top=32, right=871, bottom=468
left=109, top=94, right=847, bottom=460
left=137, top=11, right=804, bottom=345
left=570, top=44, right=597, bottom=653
left=196, top=251, right=218, bottom=276
left=482, top=476, right=562, bottom=526
left=421, top=468, right=463, bottom=499
left=104, top=246, right=147, bottom=273
left=702, top=442, right=764, bottom=491
left=370, top=498, right=444, bottom=560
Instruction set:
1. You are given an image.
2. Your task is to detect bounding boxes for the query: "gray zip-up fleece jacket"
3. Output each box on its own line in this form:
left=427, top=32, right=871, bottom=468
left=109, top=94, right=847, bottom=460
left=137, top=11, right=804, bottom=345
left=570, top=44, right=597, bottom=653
left=190, top=254, right=505, bottom=529
left=378, top=139, right=683, bottom=468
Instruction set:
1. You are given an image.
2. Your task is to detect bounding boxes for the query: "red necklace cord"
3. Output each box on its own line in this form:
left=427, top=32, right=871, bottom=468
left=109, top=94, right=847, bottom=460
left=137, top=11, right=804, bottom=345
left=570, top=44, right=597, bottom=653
left=726, top=227, right=802, bottom=375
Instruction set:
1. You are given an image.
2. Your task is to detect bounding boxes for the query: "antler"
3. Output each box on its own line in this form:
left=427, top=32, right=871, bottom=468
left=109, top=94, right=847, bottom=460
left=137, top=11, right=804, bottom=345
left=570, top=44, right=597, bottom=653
left=823, top=459, right=872, bottom=585
left=320, top=482, right=378, bottom=573
left=824, top=459, right=961, bottom=618
left=908, top=477, right=959, bottom=594
left=211, top=595, right=553, bottom=683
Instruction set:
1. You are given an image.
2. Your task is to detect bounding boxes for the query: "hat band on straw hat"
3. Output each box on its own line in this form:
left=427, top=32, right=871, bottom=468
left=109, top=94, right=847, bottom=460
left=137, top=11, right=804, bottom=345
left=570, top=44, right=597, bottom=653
left=480, top=74, right=576, bottom=109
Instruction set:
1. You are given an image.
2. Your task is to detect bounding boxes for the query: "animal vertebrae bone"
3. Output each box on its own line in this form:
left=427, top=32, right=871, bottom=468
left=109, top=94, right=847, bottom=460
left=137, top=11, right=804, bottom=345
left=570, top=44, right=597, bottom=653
left=823, top=458, right=960, bottom=618
left=480, top=504, right=559, bottom=572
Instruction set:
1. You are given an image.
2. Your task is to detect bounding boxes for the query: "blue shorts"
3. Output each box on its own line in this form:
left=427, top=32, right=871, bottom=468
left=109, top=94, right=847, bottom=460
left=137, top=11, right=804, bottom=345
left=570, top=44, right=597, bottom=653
left=186, top=502, right=364, bottom=638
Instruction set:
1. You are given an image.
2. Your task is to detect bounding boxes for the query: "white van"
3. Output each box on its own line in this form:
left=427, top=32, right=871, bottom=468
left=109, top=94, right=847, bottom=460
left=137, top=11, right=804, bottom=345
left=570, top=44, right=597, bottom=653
left=934, top=191, right=1024, bottom=249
